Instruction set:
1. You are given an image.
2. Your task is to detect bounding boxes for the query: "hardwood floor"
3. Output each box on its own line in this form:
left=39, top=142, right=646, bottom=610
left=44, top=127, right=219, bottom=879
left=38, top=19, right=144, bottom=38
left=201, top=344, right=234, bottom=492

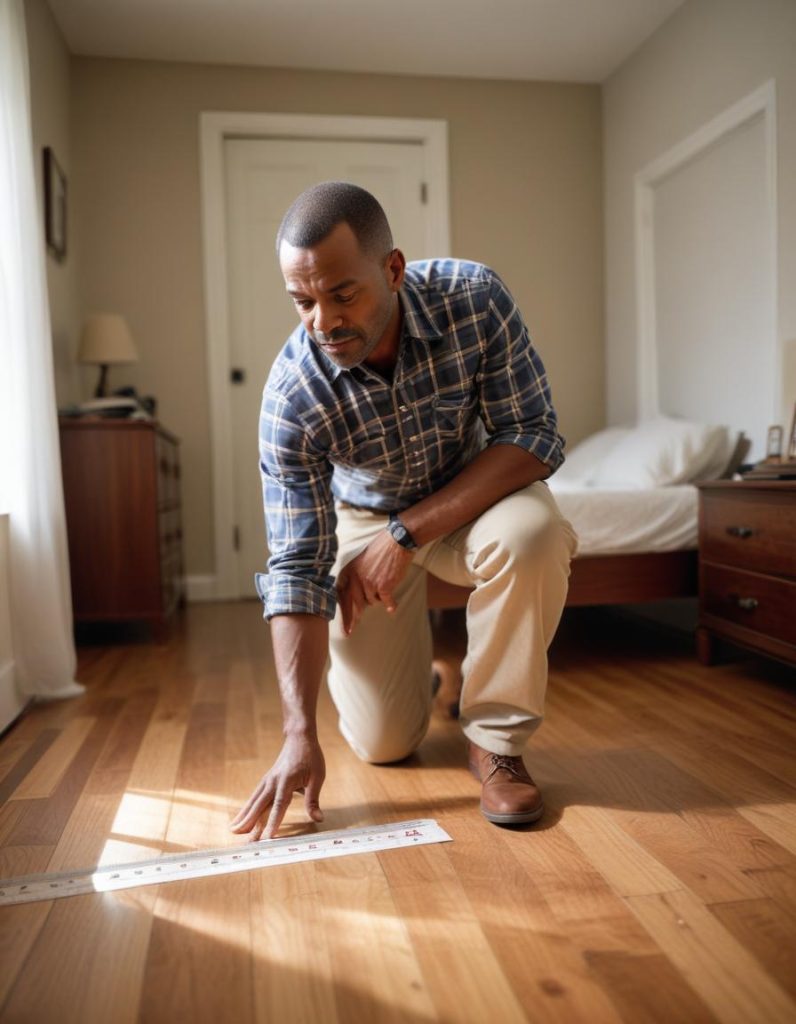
left=0, top=601, right=794, bottom=1023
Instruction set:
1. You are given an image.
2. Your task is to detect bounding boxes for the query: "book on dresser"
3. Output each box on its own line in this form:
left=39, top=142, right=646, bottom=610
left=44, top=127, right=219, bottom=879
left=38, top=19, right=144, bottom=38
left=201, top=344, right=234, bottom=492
left=58, top=417, right=185, bottom=642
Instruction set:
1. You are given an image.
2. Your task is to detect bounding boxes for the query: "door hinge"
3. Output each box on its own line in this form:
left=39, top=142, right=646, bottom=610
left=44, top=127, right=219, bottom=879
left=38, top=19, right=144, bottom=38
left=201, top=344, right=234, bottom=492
left=233, top=526, right=240, bottom=551
left=420, top=182, right=428, bottom=204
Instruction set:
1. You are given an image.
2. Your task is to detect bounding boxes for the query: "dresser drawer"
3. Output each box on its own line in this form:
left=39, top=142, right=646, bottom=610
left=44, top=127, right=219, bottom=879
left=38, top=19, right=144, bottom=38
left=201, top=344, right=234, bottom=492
left=159, top=508, right=183, bottom=558
left=701, top=491, right=796, bottom=577
left=701, top=564, right=796, bottom=647
left=156, top=436, right=181, bottom=510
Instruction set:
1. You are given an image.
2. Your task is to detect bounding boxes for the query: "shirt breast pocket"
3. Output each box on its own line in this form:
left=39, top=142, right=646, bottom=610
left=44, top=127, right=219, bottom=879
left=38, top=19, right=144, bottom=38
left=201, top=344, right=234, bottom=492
left=334, top=426, right=390, bottom=468
left=433, top=394, right=477, bottom=437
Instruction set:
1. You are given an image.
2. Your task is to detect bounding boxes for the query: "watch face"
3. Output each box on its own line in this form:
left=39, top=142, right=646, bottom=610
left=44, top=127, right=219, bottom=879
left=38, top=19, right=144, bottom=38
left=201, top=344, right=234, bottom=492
left=388, top=518, right=415, bottom=548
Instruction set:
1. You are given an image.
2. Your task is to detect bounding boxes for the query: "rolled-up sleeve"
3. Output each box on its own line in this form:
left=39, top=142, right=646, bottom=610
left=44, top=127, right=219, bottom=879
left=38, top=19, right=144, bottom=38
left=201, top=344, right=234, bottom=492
left=254, top=387, right=338, bottom=620
left=479, top=274, right=565, bottom=472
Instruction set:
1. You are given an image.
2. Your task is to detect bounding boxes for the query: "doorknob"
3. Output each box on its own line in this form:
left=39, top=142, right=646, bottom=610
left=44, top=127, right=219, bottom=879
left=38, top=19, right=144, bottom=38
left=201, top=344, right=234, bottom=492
left=230, top=367, right=246, bottom=384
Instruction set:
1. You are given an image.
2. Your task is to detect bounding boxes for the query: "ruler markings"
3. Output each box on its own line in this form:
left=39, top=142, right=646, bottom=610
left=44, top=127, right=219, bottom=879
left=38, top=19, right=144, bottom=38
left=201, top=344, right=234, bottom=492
left=0, top=819, right=452, bottom=907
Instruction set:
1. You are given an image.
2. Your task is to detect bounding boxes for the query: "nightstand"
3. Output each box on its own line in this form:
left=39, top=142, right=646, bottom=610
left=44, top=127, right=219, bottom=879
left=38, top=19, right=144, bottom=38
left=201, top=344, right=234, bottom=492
left=696, top=480, right=795, bottom=667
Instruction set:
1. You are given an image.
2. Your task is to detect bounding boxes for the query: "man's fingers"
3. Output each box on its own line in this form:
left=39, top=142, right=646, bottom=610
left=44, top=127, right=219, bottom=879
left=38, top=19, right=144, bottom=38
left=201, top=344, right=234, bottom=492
left=229, top=780, right=271, bottom=831
left=339, top=584, right=354, bottom=635
left=304, top=776, right=324, bottom=824
left=264, top=791, right=293, bottom=839
left=344, top=576, right=367, bottom=636
left=379, top=588, right=398, bottom=614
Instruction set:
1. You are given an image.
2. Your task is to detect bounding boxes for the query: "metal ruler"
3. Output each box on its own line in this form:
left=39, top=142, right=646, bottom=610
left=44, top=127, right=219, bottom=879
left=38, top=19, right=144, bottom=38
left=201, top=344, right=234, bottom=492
left=0, top=819, right=452, bottom=907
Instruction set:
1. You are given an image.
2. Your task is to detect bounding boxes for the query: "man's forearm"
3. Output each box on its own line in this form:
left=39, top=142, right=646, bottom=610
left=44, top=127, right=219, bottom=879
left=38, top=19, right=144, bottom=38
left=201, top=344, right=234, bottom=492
left=269, top=614, right=329, bottom=737
left=400, top=444, right=551, bottom=548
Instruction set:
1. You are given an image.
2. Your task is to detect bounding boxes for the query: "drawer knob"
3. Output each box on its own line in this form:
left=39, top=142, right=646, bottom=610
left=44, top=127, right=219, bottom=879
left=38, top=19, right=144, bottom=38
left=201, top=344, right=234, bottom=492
left=735, top=596, right=759, bottom=611
left=726, top=525, right=754, bottom=539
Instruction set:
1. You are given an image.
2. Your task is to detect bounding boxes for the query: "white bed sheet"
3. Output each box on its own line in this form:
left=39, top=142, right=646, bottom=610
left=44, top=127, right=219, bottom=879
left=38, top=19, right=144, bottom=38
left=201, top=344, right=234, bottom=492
left=548, top=482, right=698, bottom=557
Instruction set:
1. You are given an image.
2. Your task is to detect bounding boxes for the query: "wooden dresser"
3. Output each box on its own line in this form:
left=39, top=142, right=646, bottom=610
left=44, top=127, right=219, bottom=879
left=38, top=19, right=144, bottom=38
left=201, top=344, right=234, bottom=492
left=59, top=418, right=185, bottom=641
left=696, top=480, right=795, bottom=667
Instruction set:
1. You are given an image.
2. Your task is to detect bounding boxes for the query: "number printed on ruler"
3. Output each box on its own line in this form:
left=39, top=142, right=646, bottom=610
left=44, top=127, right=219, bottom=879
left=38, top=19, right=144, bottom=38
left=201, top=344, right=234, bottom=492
left=0, top=819, right=453, bottom=907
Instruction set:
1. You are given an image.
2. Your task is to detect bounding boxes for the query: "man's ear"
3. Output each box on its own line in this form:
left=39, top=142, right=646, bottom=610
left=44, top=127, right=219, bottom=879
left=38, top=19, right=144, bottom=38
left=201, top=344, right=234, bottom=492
left=384, top=248, right=406, bottom=292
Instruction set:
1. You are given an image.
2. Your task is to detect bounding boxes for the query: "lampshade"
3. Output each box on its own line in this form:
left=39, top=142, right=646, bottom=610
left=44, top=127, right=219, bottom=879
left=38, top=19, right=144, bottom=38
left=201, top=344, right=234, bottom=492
left=78, top=314, right=139, bottom=366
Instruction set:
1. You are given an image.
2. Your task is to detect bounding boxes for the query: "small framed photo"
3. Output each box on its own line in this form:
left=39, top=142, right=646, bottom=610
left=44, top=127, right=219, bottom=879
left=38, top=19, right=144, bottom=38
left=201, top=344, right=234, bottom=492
left=788, top=403, right=796, bottom=461
left=765, top=425, right=783, bottom=462
left=43, top=146, right=67, bottom=262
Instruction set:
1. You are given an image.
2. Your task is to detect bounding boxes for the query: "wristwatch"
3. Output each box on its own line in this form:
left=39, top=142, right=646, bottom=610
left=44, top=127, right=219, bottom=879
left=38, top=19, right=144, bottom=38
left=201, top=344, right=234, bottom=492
left=386, top=512, right=418, bottom=550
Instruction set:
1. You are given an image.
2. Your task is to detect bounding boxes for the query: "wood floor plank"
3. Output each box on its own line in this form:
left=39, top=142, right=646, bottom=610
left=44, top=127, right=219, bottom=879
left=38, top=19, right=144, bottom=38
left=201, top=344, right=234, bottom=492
left=441, top=822, right=628, bottom=1024
left=708, top=897, right=796, bottom=1001
left=139, top=680, right=254, bottom=1024
left=595, top=687, right=796, bottom=854
left=0, top=730, right=59, bottom=804
left=584, top=951, right=718, bottom=1024
left=554, top=802, right=684, bottom=899
left=249, top=860, right=339, bottom=1024
left=378, top=844, right=530, bottom=1024
left=317, top=854, right=436, bottom=1023
left=505, top=825, right=660, bottom=957
left=625, top=889, right=794, bottom=1024
left=7, top=717, right=96, bottom=800
left=538, top=722, right=791, bottom=904
left=0, top=898, right=53, bottom=1012
left=3, top=703, right=120, bottom=848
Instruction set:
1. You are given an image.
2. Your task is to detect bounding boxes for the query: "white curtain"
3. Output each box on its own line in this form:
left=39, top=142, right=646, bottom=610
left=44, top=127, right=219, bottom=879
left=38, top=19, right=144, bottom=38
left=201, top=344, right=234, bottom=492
left=0, top=0, right=83, bottom=700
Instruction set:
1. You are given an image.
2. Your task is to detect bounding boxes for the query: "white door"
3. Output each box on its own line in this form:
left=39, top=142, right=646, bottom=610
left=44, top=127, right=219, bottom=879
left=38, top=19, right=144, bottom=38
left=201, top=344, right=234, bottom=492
left=224, top=138, right=429, bottom=597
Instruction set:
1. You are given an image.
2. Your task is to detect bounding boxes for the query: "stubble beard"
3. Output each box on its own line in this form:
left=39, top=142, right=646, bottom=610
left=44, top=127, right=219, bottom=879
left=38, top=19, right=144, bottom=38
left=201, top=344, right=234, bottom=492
left=314, top=298, right=396, bottom=370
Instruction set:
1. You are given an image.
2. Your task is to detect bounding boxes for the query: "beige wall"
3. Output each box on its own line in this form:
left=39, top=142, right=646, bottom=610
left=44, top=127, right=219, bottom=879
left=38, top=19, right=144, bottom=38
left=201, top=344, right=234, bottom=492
left=24, top=0, right=81, bottom=406
left=604, top=0, right=796, bottom=429
left=70, top=59, right=603, bottom=580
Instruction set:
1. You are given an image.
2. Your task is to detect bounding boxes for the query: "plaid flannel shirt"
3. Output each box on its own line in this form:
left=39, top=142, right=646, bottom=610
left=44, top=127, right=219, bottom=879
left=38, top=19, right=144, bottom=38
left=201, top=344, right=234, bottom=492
left=255, top=259, right=564, bottom=620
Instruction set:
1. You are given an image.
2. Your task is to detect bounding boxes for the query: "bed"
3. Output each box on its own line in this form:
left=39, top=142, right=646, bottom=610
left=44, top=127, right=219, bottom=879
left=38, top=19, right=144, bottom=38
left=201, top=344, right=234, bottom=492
left=427, top=415, right=742, bottom=610
left=427, top=416, right=743, bottom=708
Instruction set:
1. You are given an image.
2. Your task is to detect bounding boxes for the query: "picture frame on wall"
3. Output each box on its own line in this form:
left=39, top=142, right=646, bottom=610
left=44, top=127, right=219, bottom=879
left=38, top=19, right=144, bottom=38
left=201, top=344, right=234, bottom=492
left=43, top=146, right=67, bottom=262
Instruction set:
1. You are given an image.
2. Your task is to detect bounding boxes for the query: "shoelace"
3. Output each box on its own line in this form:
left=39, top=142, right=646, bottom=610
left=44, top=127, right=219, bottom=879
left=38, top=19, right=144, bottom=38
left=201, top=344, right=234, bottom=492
left=486, top=754, right=527, bottom=781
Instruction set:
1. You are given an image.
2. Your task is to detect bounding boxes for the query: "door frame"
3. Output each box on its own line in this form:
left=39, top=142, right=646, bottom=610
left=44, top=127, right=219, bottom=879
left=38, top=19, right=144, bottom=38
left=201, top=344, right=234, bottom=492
left=199, top=111, right=451, bottom=599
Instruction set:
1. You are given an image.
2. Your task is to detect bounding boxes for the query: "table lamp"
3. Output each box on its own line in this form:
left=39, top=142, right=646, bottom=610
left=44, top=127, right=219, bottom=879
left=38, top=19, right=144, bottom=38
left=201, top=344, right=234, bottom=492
left=78, top=314, right=139, bottom=398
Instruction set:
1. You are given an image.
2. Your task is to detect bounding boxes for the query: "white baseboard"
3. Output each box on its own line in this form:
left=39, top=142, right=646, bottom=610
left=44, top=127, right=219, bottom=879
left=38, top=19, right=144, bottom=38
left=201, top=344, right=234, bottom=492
left=185, top=575, right=219, bottom=602
left=0, top=660, right=27, bottom=735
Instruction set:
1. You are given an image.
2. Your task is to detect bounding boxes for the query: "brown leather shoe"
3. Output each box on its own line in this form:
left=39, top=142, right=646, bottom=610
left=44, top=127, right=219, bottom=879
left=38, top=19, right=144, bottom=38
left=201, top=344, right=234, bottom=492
left=468, top=742, right=544, bottom=825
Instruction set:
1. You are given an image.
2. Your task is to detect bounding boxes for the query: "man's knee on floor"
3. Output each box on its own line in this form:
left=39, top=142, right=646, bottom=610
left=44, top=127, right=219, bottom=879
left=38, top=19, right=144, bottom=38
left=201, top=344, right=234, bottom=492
left=340, top=720, right=426, bottom=765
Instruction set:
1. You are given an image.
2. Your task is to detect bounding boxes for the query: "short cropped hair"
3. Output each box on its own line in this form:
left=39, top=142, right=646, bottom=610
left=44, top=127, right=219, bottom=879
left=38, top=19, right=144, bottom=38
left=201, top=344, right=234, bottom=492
left=276, top=181, right=393, bottom=260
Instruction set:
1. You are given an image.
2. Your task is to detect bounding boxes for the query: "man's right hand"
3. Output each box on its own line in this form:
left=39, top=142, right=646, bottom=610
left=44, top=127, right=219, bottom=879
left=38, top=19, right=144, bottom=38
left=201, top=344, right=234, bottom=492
left=228, top=733, right=326, bottom=841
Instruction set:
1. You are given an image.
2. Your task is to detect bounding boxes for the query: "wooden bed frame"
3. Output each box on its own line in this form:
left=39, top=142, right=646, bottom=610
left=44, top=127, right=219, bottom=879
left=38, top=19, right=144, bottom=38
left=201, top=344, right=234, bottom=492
left=426, top=549, right=698, bottom=609
left=426, top=549, right=698, bottom=705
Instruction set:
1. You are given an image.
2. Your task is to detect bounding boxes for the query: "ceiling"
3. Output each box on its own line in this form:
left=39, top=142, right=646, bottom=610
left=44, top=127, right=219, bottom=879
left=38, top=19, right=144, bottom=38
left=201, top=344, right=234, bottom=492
left=46, top=0, right=685, bottom=84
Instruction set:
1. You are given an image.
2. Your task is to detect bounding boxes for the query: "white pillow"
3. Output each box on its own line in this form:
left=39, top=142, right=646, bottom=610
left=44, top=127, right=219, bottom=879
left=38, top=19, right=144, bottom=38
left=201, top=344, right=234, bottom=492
left=554, top=427, right=630, bottom=486
left=591, top=416, right=732, bottom=489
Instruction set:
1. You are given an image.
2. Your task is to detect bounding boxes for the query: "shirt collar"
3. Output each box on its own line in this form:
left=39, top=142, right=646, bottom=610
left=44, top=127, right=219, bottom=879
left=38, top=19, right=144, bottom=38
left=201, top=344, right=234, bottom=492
left=399, top=277, right=444, bottom=341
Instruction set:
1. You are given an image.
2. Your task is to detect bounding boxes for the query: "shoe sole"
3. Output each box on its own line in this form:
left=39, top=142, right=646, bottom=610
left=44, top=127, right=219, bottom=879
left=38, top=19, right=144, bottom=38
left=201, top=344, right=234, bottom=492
left=480, top=803, right=545, bottom=825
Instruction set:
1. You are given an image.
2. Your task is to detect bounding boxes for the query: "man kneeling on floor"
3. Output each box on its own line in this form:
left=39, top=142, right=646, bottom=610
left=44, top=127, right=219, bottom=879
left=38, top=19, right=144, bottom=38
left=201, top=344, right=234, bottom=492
left=229, top=182, right=578, bottom=841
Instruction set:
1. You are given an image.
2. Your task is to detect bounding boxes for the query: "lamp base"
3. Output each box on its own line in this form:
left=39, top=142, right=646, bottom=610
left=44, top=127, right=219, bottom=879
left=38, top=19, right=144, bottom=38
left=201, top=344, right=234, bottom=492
left=94, top=364, right=109, bottom=398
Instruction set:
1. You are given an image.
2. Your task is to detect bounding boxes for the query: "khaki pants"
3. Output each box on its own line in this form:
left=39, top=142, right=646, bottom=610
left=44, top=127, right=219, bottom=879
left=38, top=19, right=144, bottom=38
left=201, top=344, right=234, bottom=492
left=328, top=481, right=578, bottom=762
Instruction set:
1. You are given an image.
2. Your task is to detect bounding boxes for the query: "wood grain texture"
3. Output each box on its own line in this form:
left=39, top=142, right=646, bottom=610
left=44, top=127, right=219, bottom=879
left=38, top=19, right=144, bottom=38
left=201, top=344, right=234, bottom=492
left=0, top=602, right=794, bottom=1024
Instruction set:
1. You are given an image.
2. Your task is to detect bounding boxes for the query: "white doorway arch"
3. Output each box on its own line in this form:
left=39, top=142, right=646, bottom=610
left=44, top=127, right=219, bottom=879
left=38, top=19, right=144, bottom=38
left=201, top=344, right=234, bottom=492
left=633, top=80, right=777, bottom=460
